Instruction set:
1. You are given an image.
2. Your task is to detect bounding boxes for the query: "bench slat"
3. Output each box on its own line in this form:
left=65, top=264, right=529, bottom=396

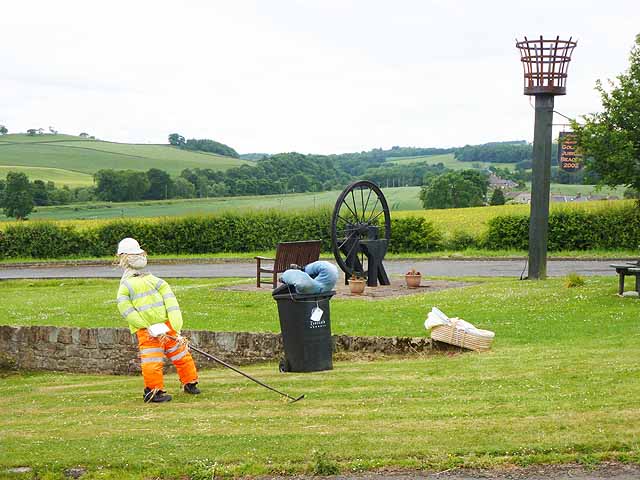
left=257, top=240, right=321, bottom=288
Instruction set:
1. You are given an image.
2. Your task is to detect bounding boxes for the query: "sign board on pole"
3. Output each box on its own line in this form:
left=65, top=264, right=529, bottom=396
left=557, top=132, right=583, bottom=172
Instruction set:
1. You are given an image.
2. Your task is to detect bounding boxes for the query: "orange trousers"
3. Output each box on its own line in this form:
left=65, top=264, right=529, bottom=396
left=136, top=321, right=198, bottom=390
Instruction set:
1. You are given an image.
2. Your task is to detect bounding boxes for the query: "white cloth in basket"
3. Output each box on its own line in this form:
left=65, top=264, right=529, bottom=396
left=424, top=307, right=495, bottom=339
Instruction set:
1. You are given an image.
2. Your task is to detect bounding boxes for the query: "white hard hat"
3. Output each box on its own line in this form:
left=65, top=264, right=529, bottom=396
left=117, top=237, right=144, bottom=255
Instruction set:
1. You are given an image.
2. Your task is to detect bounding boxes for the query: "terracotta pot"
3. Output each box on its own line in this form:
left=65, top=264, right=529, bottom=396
left=405, top=274, right=422, bottom=288
left=349, top=279, right=366, bottom=295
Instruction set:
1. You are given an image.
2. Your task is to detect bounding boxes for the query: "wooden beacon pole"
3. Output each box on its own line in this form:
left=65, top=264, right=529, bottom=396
left=528, top=94, right=554, bottom=279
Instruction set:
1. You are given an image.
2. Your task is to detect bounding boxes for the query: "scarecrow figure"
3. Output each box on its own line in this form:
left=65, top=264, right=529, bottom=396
left=115, top=237, right=200, bottom=403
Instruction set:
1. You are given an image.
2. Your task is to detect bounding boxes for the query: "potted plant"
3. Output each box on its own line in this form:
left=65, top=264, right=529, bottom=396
left=405, top=268, right=422, bottom=288
left=348, top=274, right=366, bottom=295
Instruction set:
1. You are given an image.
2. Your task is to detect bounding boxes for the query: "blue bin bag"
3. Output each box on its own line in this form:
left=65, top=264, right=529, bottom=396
left=280, top=269, right=317, bottom=294
left=305, top=261, right=338, bottom=292
left=280, top=261, right=338, bottom=294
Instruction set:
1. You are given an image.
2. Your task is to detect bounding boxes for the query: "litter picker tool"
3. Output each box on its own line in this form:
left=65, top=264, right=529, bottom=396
left=167, top=336, right=305, bottom=403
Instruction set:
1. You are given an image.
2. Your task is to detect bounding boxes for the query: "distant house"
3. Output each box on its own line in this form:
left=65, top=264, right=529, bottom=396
left=488, top=173, right=518, bottom=190
left=551, top=194, right=574, bottom=203
left=506, top=191, right=620, bottom=204
left=508, top=192, right=531, bottom=204
left=586, top=194, right=619, bottom=201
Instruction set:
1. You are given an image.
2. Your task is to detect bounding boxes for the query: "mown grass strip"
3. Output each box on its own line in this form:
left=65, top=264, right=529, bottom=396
left=1, top=348, right=638, bottom=477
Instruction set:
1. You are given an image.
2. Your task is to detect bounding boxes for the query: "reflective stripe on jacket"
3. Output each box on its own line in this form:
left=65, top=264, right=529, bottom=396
left=116, top=274, right=183, bottom=333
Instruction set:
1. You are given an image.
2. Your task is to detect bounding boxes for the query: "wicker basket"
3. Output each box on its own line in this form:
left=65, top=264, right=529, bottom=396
left=430, top=319, right=494, bottom=352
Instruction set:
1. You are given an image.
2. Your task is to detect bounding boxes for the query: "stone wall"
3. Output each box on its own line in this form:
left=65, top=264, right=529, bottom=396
left=0, top=325, right=439, bottom=375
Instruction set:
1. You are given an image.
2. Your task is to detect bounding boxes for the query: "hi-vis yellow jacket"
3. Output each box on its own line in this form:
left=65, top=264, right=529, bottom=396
left=116, top=274, right=183, bottom=334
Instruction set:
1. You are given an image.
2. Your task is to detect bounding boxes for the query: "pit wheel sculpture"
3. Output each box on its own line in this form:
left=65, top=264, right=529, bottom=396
left=331, top=180, right=391, bottom=286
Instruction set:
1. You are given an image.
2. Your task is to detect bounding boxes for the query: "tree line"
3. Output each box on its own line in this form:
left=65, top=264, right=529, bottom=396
left=454, top=141, right=533, bottom=165
left=168, top=133, right=239, bottom=158
left=0, top=172, right=88, bottom=219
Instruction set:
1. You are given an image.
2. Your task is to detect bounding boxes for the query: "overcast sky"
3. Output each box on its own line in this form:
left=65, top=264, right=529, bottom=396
left=1, top=0, right=638, bottom=154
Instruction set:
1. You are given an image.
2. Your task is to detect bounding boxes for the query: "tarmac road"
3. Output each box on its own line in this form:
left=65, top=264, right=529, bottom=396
left=0, top=259, right=622, bottom=280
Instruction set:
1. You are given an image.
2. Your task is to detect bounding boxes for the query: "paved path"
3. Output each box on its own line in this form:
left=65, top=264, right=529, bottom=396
left=0, top=259, right=622, bottom=280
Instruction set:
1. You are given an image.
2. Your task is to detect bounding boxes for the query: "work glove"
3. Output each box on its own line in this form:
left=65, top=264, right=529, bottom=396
left=148, top=322, right=170, bottom=337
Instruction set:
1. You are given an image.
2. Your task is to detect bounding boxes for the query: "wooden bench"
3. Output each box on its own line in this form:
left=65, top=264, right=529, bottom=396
left=255, top=240, right=322, bottom=288
left=610, top=262, right=640, bottom=295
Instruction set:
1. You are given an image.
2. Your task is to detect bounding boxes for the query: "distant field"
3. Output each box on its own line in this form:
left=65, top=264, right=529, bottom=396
left=0, top=165, right=93, bottom=187
left=536, top=183, right=626, bottom=197
left=0, top=134, right=250, bottom=182
left=396, top=199, right=632, bottom=235
left=0, top=187, right=421, bottom=222
left=387, top=153, right=518, bottom=171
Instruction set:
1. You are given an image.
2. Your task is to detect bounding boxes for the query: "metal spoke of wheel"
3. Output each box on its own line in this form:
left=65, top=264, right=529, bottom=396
left=335, top=228, right=356, bottom=238
left=369, top=209, right=385, bottom=224
left=365, top=197, right=380, bottom=223
left=336, top=214, right=354, bottom=225
left=338, top=231, right=357, bottom=250
left=341, top=198, right=358, bottom=220
left=343, top=237, right=360, bottom=260
left=350, top=190, right=359, bottom=222
left=361, top=187, right=373, bottom=223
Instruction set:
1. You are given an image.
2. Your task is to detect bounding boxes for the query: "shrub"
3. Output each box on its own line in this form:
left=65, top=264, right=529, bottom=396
left=565, top=272, right=586, bottom=288
left=310, top=450, right=340, bottom=476
left=443, top=230, right=480, bottom=250
left=548, top=210, right=595, bottom=251
left=389, top=216, right=442, bottom=253
left=484, top=214, right=529, bottom=250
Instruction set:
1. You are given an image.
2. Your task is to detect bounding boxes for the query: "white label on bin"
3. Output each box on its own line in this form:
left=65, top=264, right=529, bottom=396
left=310, top=307, right=324, bottom=322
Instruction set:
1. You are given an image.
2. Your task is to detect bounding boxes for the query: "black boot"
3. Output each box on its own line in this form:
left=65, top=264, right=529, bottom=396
left=143, top=387, right=172, bottom=403
left=184, top=382, right=201, bottom=394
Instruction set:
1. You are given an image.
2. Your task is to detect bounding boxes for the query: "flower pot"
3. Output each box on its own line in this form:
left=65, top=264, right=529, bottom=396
left=405, top=274, right=422, bottom=289
left=349, top=279, right=366, bottom=295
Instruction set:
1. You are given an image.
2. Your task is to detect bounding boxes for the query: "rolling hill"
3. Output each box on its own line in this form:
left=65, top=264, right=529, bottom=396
left=386, top=153, right=518, bottom=171
left=0, top=134, right=251, bottom=186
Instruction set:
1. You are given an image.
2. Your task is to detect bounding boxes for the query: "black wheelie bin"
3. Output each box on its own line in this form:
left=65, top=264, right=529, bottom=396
left=272, top=283, right=335, bottom=372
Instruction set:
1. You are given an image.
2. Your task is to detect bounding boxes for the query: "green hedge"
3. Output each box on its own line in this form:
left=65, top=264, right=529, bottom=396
left=389, top=216, right=442, bottom=253
left=0, top=209, right=443, bottom=259
left=485, top=205, right=640, bottom=251
left=5, top=206, right=635, bottom=259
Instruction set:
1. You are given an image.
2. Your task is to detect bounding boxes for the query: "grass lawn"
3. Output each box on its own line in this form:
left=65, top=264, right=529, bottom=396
left=1, top=276, right=639, bottom=478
